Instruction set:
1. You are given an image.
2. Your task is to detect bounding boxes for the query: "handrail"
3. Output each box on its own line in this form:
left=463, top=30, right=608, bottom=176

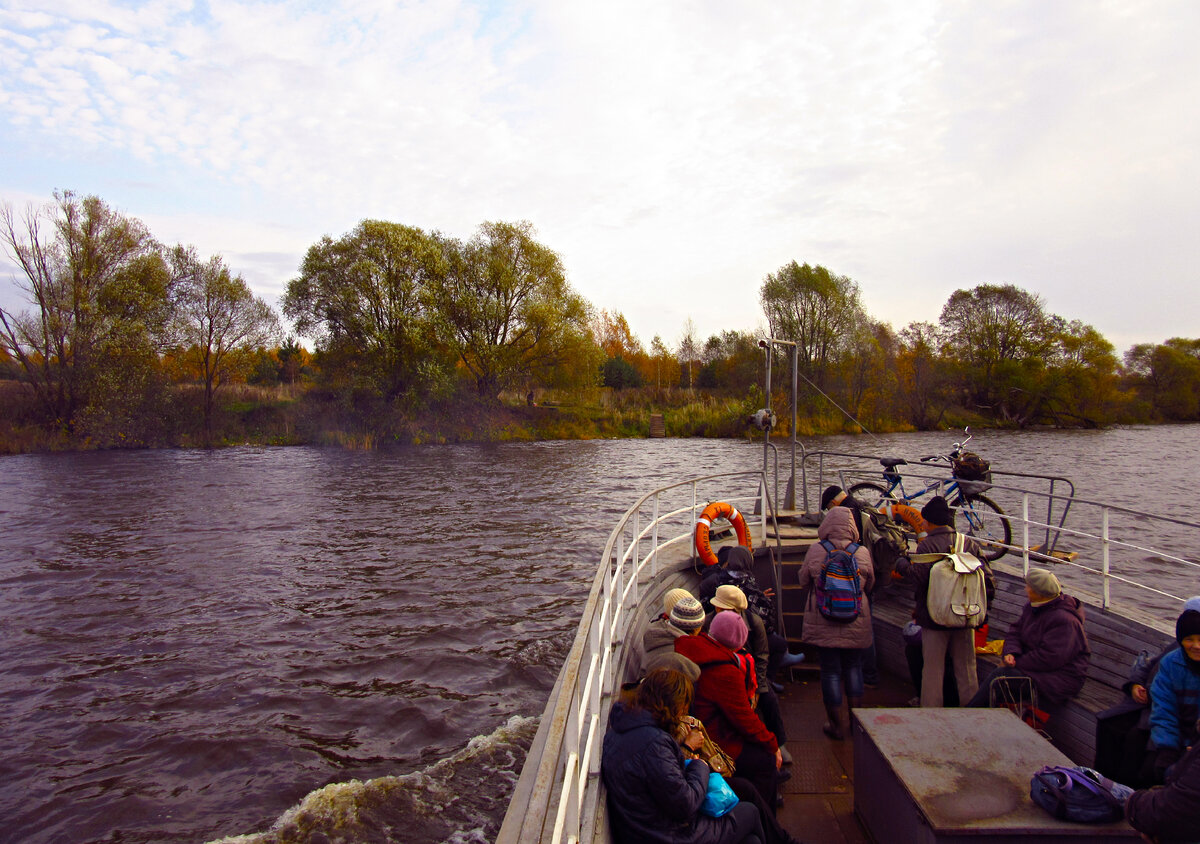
left=497, top=470, right=773, bottom=844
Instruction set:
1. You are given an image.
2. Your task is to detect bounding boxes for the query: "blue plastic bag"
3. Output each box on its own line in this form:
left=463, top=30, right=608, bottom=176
left=700, top=771, right=739, bottom=817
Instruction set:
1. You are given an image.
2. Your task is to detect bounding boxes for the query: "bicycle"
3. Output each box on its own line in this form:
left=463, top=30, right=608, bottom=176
left=846, top=428, right=1012, bottom=562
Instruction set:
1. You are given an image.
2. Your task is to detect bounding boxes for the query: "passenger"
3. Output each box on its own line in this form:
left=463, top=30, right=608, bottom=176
left=821, top=486, right=883, bottom=688
left=796, top=505, right=875, bottom=740
left=700, top=545, right=804, bottom=687
left=1147, top=596, right=1200, bottom=783
left=601, top=668, right=766, bottom=844
left=1094, top=644, right=1171, bottom=787
left=1125, top=717, right=1200, bottom=843
left=676, top=610, right=782, bottom=811
left=707, top=585, right=790, bottom=767
left=635, top=588, right=701, bottom=679
left=966, top=568, right=1090, bottom=711
left=895, top=496, right=988, bottom=708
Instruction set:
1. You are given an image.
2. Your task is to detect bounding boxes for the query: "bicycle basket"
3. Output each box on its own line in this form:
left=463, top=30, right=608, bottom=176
left=953, top=452, right=991, bottom=482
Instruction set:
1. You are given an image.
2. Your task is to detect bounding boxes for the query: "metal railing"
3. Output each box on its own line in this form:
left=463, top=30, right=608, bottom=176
left=496, top=470, right=772, bottom=844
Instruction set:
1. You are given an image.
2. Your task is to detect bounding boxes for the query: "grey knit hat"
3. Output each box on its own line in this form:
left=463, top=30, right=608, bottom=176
left=1026, top=568, right=1062, bottom=599
left=669, top=596, right=706, bottom=631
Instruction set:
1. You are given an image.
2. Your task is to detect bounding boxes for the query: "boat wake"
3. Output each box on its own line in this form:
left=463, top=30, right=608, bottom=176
left=209, top=715, right=539, bottom=844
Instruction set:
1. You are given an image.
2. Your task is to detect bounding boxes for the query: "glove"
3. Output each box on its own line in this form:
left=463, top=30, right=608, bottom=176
left=1154, top=746, right=1182, bottom=780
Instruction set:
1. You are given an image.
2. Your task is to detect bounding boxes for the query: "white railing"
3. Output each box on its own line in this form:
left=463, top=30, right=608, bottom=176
left=497, top=470, right=771, bottom=844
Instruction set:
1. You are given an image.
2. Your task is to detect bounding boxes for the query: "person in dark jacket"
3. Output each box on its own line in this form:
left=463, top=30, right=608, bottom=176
left=1094, top=644, right=1171, bottom=787
left=602, top=668, right=765, bottom=844
left=895, top=496, right=992, bottom=708
left=1147, top=596, right=1200, bottom=782
left=1125, top=717, right=1200, bottom=843
left=966, top=568, right=1090, bottom=710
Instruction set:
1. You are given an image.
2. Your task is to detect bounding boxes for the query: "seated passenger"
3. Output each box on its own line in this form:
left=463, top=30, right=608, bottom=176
left=1125, top=717, right=1200, bottom=843
left=966, top=568, right=1090, bottom=710
left=795, top=505, right=875, bottom=740
left=1094, top=644, right=1171, bottom=787
left=602, top=668, right=765, bottom=844
left=676, top=611, right=782, bottom=810
left=1147, top=596, right=1200, bottom=782
left=635, top=588, right=700, bottom=678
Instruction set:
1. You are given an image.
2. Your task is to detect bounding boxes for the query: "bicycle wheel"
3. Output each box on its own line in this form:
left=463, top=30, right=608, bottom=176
left=955, top=493, right=1011, bottom=562
left=847, top=482, right=891, bottom=508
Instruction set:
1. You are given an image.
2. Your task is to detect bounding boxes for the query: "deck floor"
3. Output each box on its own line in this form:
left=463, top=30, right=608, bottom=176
left=774, top=664, right=916, bottom=843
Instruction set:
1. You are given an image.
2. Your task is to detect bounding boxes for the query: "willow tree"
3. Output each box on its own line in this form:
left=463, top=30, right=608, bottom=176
left=282, top=221, right=451, bottom=402
left=0, top=191, right=171, bottom=432
left=431, top=221, right=600, bottom=400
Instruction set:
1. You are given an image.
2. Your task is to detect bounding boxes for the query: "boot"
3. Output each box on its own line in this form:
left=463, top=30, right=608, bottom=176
left=846, top=696, right=863, bottom=735
left=822, top=702, right=844, bottom=740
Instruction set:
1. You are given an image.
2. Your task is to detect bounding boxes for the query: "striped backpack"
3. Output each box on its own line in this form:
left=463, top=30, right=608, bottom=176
left=814, top=540, right=862, bottom=623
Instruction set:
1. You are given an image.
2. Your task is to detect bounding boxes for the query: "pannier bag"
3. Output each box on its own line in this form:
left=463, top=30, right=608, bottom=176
left=1029, top=765, right=1133, bottom=823
left=953, top=451, right=991, bottom=482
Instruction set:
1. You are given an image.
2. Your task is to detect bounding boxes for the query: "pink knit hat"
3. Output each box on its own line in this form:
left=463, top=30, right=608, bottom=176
left=709, top=610, right=749, bottom=650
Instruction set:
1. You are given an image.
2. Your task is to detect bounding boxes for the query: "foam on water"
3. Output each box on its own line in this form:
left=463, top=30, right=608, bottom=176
left=209, top=715, right=538, bottom=844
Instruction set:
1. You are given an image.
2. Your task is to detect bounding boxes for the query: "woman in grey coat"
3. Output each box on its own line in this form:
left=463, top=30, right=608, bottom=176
left=796, top=506, right=875, bottom=739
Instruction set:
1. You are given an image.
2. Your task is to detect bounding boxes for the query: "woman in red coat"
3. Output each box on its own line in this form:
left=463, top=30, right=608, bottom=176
left=677, top=611, right=782, bottom=809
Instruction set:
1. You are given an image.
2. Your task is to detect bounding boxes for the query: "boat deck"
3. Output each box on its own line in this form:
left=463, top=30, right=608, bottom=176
left=774, top=663, right=916, bottom=842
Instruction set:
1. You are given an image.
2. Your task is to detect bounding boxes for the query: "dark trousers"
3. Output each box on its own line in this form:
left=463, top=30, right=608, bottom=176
left=756, top=689, right=787, bottom=744
left=728, top=777, right=792, bottom=844
left=736, top=742, right=779, bottom=814
left=1094, top=708, right=1155, bottom=788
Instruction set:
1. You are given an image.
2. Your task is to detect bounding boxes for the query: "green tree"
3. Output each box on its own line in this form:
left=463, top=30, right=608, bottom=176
left=282, top=220, right=450, bottom=402
left=601, top=355, right=643, bottom=389
left=938, top=283, right=1054, bottom=424
left=0, top=191, right=171, bottom=432
left=1124, top=339, right=1200, bottom=421
left=432, top=221, right=600, bottom=399
left=759, top=262, right=863, bottom=388
left=171, top=246, right=281, bottom=443
left=1041, top=319, right=1123, bottom=426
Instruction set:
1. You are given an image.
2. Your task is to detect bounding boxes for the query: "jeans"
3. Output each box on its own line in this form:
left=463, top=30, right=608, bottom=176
left=818, top=646, right=864, bottom=706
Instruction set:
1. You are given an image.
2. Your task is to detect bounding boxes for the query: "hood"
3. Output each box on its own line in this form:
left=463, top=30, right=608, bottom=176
left=818, top=505, right=860, bottom=544
left=607, top=701, right=658, bottom=735
left=675, top=631, right=737, bottom=666
left=1035, top=593, right=1085, bottom=623
left=718, top=545, right=755, bottom=573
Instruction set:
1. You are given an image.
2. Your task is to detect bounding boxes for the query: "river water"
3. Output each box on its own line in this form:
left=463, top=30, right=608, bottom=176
left=0, top=426, right=1197, bottom=843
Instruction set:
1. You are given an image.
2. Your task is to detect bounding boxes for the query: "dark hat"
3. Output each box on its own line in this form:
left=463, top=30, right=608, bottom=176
left=821, top=485, right=844, bottom=511
left=921, top=495, right=953, bottom=527
left=1177, top=596, right=1200, bottom=645
left=669, top=596, right=706, bottom=632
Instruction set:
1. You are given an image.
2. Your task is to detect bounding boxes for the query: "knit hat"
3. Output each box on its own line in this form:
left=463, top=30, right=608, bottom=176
left=1026, top=568, right=1062, bottom=599
left=644, top=651, right=701, bottom=682
left=662, top=588, right=693, bottom=616
left=921, top=495, right=953, bottom=527
left=711, top=584, right=748, bottom=612
left=669, top=596, right=706, bottom=632
left=709, top=610, right=749, bottom=650
left=821, top=485, right=844, bottom=511
left=1176, top=596, right=1200, bottom=645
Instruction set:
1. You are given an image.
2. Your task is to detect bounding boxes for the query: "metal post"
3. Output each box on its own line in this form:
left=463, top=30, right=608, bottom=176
left=1021, top=494, right=1030, bottom=574
left=787, top=344, right=798, bottom=510
left=1101, top=507, right=1111, bottom=609
left=762, top=344, right=772, bottom=478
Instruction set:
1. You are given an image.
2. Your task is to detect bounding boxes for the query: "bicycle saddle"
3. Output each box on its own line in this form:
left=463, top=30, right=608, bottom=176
left=879, top=458, right=908, bottom=468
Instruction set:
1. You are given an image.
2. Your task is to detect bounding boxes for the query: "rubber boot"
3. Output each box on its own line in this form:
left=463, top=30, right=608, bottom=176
left=846, top=696, right=863, bottom=737
left=822, top=702, right=844, bottom=740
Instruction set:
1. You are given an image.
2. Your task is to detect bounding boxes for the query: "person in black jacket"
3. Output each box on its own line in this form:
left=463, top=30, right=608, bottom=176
left=601, top=668, right=765, bottom=844
left=1125, top=717, right=1200, bottom=843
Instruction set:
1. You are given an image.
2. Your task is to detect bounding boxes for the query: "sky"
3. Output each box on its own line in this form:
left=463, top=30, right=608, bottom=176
left=1, top=0, right=1197, bottom=356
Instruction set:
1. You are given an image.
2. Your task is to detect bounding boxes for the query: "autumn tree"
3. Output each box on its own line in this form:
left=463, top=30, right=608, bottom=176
left=431, top=221, right=600, bottom=399
left=678, top=317, right=700, bottom=389
left=697, top=330, right=761, bottom=391
left=170, top=247, right=280, bottom=443
left=759, top=262, right=863, bottom=388
left=593, top=308, right=650, bottom=388
left=649, top=335, right=676, bottom=391
left=0, top=192, right=172, bottom=432
left=282, top=220, right=451, bottom=402
left=895, top=321, right=951, bottom=429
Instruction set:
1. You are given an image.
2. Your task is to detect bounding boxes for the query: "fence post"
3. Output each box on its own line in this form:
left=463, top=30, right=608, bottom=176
left=1101, top=507, right=1111, bottom=609
left=1021, top=494, right=1030, bottom=575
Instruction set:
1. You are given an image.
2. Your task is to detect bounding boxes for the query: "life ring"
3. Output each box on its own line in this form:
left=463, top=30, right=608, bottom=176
left=881, top=502, right=929, bottom=536
left=694, top=501, right=752, bottom=566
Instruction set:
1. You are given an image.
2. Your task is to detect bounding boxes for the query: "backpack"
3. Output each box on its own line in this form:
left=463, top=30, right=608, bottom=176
left=1029, top=765, right=1132, bottom=823
left=699, top=569, right=777, bottom=634
left=814, top=540, right=862, bottom=623
left=859, top=509, right=908, bottom=588
left=921, top=533, right=988, bottom=628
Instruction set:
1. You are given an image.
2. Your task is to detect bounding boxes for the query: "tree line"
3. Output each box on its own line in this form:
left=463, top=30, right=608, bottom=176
left=2, top=192, right=1198, bottom=450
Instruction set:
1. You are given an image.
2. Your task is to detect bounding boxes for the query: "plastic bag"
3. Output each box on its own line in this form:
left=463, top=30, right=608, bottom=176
left=700, top=771, right=739, bottom=817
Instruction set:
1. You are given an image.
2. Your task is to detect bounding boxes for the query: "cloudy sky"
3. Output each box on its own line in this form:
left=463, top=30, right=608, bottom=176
left=1, top=0, right=1197, bottom=356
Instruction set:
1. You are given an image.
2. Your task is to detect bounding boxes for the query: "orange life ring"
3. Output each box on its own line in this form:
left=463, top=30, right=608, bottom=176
left=694, top=501, right=752, bottom=566
left=881, top=502, right=929, bottom=536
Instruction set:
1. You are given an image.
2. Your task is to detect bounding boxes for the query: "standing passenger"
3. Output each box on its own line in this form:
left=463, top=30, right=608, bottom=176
left=796, top=505, right=875, bottom=740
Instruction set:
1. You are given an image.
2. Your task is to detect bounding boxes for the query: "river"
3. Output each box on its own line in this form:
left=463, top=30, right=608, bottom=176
left=0, top=426, right=1197, bottom=843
